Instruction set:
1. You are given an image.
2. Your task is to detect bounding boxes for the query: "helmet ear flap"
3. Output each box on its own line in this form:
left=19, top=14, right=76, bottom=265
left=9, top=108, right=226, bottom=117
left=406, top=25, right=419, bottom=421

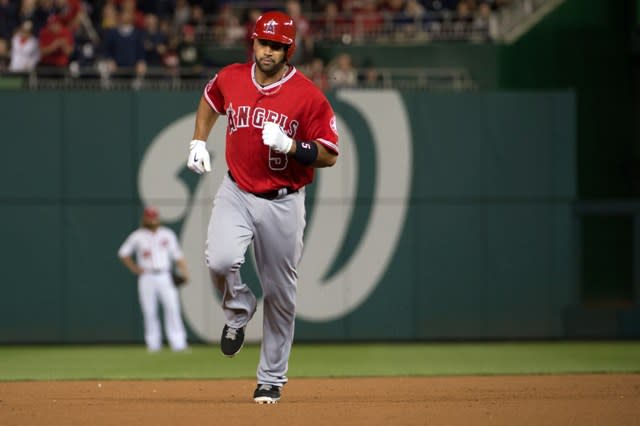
left=285, top=44, right=296, bottom=61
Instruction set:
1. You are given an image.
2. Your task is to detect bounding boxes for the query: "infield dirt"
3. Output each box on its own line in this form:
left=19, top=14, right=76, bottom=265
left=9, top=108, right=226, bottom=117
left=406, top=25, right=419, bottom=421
left=1, top=375, right=639, bottom=425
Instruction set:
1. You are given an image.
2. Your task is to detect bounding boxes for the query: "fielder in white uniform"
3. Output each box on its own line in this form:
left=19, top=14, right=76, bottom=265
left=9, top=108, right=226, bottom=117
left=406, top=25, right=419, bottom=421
left=118, top=207, right=190, bottom=352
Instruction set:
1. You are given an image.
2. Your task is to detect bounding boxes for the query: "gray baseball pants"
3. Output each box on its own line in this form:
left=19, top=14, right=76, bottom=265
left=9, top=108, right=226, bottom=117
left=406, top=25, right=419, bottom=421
left=205, top=173, right=306, bottom=386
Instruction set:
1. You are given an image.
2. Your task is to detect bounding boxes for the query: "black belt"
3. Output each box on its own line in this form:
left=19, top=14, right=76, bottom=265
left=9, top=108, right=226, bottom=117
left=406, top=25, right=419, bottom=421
left=228, top=171, right=297, bottom=200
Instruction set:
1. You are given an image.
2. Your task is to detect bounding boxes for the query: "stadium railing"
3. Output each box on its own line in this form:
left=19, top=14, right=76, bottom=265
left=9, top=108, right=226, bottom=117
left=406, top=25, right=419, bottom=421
left=0, top=65, right=475, bottom=91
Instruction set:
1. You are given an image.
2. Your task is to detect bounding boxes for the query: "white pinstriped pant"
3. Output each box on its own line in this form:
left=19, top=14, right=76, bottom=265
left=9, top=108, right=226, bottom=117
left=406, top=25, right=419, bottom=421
left=137, top=272, right=188, bottom=351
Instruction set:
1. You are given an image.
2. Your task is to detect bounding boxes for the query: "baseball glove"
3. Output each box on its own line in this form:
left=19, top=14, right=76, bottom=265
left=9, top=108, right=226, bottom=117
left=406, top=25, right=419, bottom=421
left=172, top=272, right=187, bottom=287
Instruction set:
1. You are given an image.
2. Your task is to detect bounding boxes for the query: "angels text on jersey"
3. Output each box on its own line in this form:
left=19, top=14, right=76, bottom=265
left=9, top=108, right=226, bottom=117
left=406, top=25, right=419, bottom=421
left=226, top=102, right=299, bottom=137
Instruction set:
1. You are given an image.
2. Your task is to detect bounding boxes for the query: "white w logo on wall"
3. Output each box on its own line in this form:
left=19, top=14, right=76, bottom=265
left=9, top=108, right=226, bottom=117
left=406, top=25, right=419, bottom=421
left=138, top=90, right=412, bottom=342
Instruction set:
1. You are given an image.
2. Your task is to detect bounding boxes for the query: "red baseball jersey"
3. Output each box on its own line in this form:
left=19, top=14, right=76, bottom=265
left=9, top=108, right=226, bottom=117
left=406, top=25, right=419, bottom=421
left=203, top=62, right=339, bottom=193
left=38, top=26, right=74, bottom=66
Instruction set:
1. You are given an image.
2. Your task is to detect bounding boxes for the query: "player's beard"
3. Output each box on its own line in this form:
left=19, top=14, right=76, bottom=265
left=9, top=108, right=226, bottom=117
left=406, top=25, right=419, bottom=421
left=142, top=221, right=159, bottom=231
left=255, top=54, right=287, bottom=78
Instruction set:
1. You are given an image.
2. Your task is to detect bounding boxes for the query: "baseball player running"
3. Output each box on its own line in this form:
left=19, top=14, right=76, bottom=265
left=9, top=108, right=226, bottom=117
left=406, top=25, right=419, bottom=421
left=118, top=207, right=190, bottom=352
left=186, top=11, right=339, bottom=404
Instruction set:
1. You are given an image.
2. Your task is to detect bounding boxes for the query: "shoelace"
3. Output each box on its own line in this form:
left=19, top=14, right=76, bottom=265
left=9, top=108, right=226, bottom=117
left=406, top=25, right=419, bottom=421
left=224, top=327, right=238, bottom=341
left=258, top=384, right=272, bottom=391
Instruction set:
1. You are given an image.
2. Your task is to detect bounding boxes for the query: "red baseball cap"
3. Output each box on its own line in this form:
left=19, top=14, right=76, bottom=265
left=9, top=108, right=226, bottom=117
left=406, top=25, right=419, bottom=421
left=143, top=206, right=159, bottom=219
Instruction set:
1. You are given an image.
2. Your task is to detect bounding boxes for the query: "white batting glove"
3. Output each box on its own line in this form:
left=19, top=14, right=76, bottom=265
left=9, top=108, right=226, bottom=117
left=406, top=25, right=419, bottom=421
left=187, top=139, right=211, bottom=174
left=262, top=122, right=293, bottom=154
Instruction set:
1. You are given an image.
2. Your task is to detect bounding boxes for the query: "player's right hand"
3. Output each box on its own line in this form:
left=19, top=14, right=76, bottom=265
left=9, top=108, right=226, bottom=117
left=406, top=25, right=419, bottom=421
left=187, top=139, right=211, bottom=174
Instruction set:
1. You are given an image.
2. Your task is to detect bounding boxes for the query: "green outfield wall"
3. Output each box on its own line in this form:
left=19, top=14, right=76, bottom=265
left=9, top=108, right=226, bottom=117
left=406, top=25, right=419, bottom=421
left=0, top=90, right=583, bottom=343
left=317, top=0, right=635, bottom=306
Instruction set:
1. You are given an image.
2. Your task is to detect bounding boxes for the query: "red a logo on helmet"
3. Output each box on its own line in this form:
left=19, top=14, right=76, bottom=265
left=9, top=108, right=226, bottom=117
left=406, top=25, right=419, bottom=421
left=264, top=19, right=277, bottom=35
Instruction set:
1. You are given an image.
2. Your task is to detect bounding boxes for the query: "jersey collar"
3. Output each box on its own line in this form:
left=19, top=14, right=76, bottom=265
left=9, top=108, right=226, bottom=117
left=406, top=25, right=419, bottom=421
left=251, top=62, right=296, bottom=94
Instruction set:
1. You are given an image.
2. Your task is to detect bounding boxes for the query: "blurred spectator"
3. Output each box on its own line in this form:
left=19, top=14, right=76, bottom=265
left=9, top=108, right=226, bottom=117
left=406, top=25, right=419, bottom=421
left=190, top=0, right=217, bottom=15
left=68, top=33, right=96, bottom=76
left=38, top=14, right=74, bottom=69
left=342, top=0, right=366, bottom=13
left=352, top=0, right=384, bottom=42
left=188, top=4, right=208, bottom=39
left=142, top=13, right=168, bottom=67
left=58, top=0, right=99, bottom=51
left=305, top=57, right=329, bottom=91
left=212, top=3, right=229, bottom=42
left=396, top=0, right=426, bottom=39
left=380, top=0, right=420, bottom=39
left=358, top=58, right=383, bottom=87
left=176, top=24, right=202, bottom=77
left=212, top=3, right=243, bottom=46
left=101, top=1, right=118, bottom=32
left=453, top=0, right=473, bottom=37
left=495, top=0, right=512, bottom=8
left=156, top=16, right=179, bottom=69
left=121, top=0, right=146, bottom=29
left=160, top=30, right=179, bottom=72
left=472, top=1, right=493, bottom=40
left=102, top=6, right=146, bottom=77
left=382, top=0, right=406, bottom=13
left=19, top=0, right=38, bottom=27
left=381, top=0, right=406, bottom=25
left=313, top=1, right=349, bottom=43
left=478, top=0, right=497, bottom=8
left=424, top=0, right=460, bottom=11
left=405, top=0, right=426, bottom=19
left=361, top=66, right=383, bottom=87
left=33, top=0, right=57, bottom=35
left=55, top=0, right=82, bottom=30
left=9, top=20, right=39, bottom=72
left=327, top=52, right=357, bottom=88
left=243, top=7, right=261, bottom=61
left=173, top=0, right=191, bottom=33
left=0, top=37, right=8, bottom=71
left=0, top=0, right=18, bottom=43
left=285, top=0, right=313, bottom=64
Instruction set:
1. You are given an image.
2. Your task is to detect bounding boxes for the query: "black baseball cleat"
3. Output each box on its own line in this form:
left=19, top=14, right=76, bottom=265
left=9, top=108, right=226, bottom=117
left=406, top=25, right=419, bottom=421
left=220, top=325, right=245, bottom=357
left=253, top=384, right=281, bottom=404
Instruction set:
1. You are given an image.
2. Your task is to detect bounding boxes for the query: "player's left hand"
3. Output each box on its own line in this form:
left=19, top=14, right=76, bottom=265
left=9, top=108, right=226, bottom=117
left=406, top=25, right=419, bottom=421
left=262, top=122, right=293, bottom=154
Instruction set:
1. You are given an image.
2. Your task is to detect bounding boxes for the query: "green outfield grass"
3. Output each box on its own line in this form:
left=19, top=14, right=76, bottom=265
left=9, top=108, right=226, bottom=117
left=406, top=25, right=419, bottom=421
left=0, top=342, right=639, bottom=381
